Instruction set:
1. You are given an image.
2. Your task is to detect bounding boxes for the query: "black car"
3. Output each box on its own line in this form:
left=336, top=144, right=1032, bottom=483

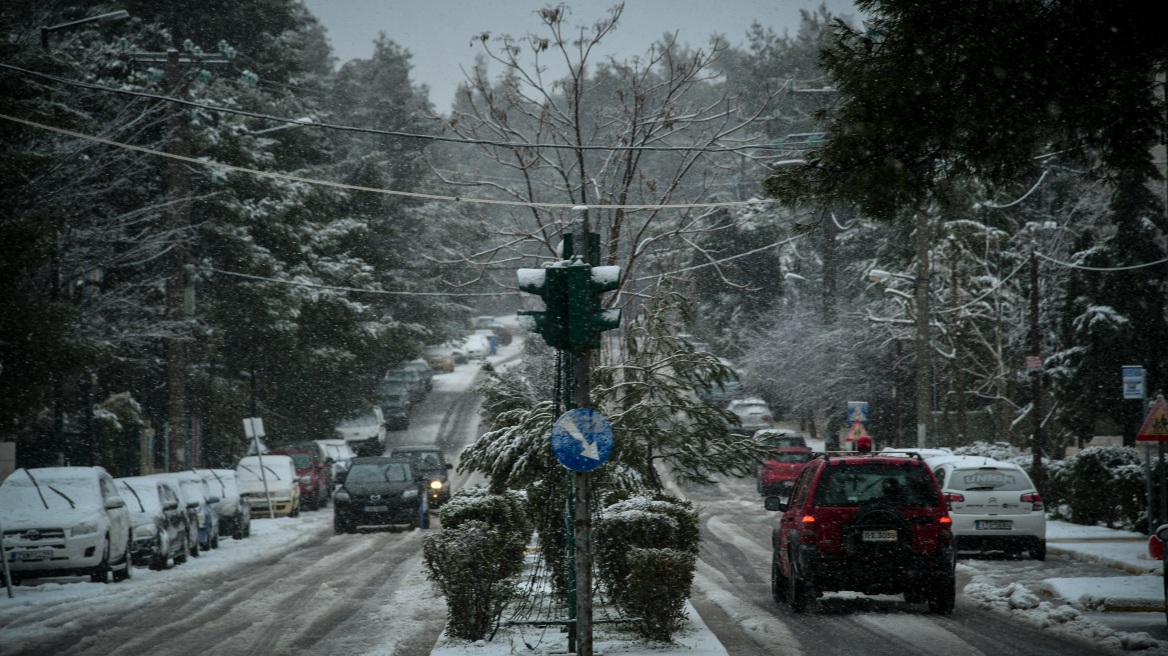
left=388, top=445, right=453, bottom=508
left=333, top=457, right=426, bottom=533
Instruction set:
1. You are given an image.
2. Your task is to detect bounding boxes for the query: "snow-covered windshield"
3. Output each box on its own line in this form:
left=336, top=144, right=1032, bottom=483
left=118, top=481, right=159, bottom=513
left=237, top=463, right=285, bottom=481
left=0, top=473, right=99, bottom=510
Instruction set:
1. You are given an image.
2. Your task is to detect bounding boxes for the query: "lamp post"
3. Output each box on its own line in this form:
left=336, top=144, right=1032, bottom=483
left=41, top=10, right=129, bottom=50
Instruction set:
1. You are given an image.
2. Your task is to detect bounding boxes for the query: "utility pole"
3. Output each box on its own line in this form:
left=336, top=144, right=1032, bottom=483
left=130, top=46, right=230, bottom=470
left=913, top=209, right=932, bottom=449
left=1029, top=247, right=1045, bottom=490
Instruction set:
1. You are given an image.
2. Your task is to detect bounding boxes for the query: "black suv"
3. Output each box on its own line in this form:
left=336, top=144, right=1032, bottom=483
left=765, top=451, right=956, bottom=613
left=388, top=445, right=453, bottom=508
left=333, top=457, right=426, bottom=533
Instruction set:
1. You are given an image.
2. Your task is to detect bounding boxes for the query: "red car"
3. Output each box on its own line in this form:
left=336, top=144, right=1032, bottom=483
left=270, top=448, right=331, bottom=510
left=756, top=446, right=813, bottom=496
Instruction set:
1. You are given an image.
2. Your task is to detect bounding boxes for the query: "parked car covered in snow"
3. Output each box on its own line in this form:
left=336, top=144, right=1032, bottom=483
left=236, top=455, right=300, bottom=518
left=0, top=467, right=133, bottom=584
left=116, top=475, right=191, bottom=570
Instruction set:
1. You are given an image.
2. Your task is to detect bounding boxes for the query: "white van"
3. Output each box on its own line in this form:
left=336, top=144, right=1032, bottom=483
left=236, top=455, right=300, bottom=518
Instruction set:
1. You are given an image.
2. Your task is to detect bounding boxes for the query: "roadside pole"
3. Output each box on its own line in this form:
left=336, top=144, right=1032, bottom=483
left=243, top=418, right=274, bottom=518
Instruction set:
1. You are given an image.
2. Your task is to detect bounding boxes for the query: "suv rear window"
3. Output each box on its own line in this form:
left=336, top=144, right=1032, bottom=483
left=773, top=452, right=812, bottom=464
left=813, top=465, right=940, bottom=507
left=944, top=467, right=1032, bottom=492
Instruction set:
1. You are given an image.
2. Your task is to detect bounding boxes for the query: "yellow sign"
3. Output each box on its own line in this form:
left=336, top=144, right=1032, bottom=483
left=1136, top=396, right=1168, bottom=442
left=845, top=420, right=870, bottom=443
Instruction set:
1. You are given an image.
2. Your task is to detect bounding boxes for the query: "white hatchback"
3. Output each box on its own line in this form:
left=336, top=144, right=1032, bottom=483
left=928, top=455, right=1046, bottom=560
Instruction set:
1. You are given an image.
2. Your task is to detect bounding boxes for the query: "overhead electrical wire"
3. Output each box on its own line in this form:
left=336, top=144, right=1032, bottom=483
left=0, top=112, right=772, bottom=211
left=0, top=62, right=791, bottom=155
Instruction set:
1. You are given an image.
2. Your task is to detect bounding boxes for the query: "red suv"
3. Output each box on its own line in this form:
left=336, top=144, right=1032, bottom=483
left=270, top=448, right=330, bottom=510
left=765, top=451, right=955, bottom=613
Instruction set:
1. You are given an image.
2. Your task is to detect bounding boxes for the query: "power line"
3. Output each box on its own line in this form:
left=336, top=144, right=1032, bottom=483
left=0, top=112, right=773, bottom=211
left=0, top=62, right=788, bottom=154
left=204, top=267, right=517, bottom=297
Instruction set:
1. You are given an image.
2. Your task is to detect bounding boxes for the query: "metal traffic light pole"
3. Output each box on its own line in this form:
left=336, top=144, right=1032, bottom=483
left=570, top=207, right=594, bottom=656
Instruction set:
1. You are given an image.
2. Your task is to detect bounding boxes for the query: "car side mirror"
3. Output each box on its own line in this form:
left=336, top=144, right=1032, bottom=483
left=188, top=501, right=201, bottom=509
left=207, top=496, right=220, bottom=505
left=763, top=496, right=787, bottom=512
left=105, top=497, right=126, bottom=510
left=164, top=500, right=179, bottom=511
left=445, top=463, right=453, bottom=470
left=335, top=471, right=347, bottom=484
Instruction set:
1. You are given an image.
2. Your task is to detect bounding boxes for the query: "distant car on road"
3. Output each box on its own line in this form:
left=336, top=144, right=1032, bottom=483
left=388, top=444, right=454, bottom=508
left=756, top=446, right=814, bottom=496
left=753, top=428, right=808, bottom=450
left=270, top=447, right=331, bottom=510
left=0, top=467, right=134, bottom=584
left=333, top=457, right=425, bottom=533
left=726, top=398, right=775, bottom=436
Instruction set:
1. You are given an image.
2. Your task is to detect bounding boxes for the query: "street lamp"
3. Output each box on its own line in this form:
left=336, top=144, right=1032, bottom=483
left=41, top=10, right=130, bottom=50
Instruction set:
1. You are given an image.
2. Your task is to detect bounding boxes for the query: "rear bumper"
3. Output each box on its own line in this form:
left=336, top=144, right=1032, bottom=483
left=797, top=545, right=954, bottom=594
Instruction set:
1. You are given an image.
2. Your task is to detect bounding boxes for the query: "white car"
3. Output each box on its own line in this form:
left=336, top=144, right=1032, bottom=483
left=0, top=466, right=133, bottom=583
left=928, top=455, right=1046, bottom=560
left=726, top=397, right=774, bottom=436
left=236, top=455, right=301, bottom=518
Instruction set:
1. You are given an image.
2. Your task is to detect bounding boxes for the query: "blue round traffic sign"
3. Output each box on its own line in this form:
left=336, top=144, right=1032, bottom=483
left=551, top=408, right=614, bottom=472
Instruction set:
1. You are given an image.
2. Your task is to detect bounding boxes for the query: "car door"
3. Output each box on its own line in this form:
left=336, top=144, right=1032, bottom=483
left=158, top=482, right=183, bottom=547
left=778, top=464, right=815, bottom=576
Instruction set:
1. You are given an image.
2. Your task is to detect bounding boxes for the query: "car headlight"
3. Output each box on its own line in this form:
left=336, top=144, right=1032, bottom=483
left=334, top=490, right=350, bottom=503
left=71, top=521, right=99, bottom=537
left=429, top=480, right=444, bottom=491
left=134, top=524, right=157, bottom=539
left=299, top=476, right=312, bottom=484
left=402, top=489, right=419, bottom=500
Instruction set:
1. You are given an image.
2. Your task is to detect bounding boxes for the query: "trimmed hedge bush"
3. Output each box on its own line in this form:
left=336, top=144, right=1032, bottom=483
left=422, top=488, right=531, bottom=641
left=594, top=495, right=699, bottom=641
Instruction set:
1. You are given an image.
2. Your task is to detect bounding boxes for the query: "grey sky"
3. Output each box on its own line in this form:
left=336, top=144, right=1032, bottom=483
left=300, top=1, right=859, bottom=111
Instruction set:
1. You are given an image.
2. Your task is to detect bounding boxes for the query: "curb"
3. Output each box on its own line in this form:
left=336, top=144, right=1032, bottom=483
left=1047, top=544, right=1163, bottom=576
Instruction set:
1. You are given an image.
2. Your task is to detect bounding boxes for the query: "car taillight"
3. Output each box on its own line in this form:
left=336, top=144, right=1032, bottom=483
left=938, top=515, right=952, bottom=526
left=944, top=492, right=964, bottom=508
left=938, top=515, right=953, bottom=544
left=1021, top=493, right=1044, bottom=511
left=763, top=415, right=773, bottom=422
left=801, top=515, right=816, bottom=525
left=799, top=514, right=817, bottom=543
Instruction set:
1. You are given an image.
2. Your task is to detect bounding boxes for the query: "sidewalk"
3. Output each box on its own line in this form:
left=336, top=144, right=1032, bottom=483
left=1041, top=520, right=1165, bottom=612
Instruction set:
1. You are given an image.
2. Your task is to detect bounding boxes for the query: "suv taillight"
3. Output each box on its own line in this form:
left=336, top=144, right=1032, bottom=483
left=1021, top=493, right=1043, bottom=512
left=799, top=514, right=817, bottom=543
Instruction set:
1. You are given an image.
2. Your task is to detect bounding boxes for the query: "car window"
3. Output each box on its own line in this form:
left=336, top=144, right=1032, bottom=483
left=287, top=453, right=312, bottom=469
left=790, top=467, right=814, bottom=507
left=946, top=467, right=1033, bottom=492
left=773, top=452, right=812, bottom=464
left=814, top=465, right=940, bottom=507
left=386, top=463, right=412, bottom=482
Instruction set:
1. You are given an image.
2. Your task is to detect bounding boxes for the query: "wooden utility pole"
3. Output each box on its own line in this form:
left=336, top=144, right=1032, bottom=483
left=913, top=209, right=932, bottom=449
left=1029, top=247, right=1045, bottom=490
left=130, top=47, right=229, bottom=470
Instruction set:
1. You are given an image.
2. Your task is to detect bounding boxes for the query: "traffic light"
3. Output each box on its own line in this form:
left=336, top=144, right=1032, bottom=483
left=518, top=262, right=621, bottom=351
left=567, top=264, right=622, bottom=349
left=517, top=266, right=569, bottom=349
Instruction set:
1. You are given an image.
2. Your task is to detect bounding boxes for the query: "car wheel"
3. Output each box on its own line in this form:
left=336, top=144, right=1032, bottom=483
left=112, top=532, right=133, bottom=583
left=771, top=553, right=788, bottom=603
left=174, top=530, right=189, bottom=565
left=290, top=501, right=300, bottom=518
left=189, top=527, right=200, bottom=558
left=211, top=531, right=219, bottom=550
left=90, top=537, right=112, bottom=583
left=232, top=515, right=245, bottom=540
left=334, top=514, right=351, bottom=534
left=787, top=553, right=814, bottom=613
left=149, top=532, right=170, bottom=571
left=1030, top=541, right=1047, bottom=561
left=927, top=574, right=956, bottom=614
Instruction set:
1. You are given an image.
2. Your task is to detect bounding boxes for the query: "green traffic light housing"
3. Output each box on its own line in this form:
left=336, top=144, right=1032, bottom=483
left=517, top=266, right=570, bottom=350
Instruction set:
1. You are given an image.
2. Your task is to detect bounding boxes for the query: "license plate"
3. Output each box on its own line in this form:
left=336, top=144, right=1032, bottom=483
left=862, top=530, right=897, bottom=542
left=975, top=520, right=1012, bottom=530
left=11, top=550, right=52, bottom=562
left=364, top=505, right=388, bottom=513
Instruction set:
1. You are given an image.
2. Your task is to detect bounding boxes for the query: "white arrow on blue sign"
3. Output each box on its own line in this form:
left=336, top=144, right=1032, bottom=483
left=551, top=408, right=613, bottom=472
